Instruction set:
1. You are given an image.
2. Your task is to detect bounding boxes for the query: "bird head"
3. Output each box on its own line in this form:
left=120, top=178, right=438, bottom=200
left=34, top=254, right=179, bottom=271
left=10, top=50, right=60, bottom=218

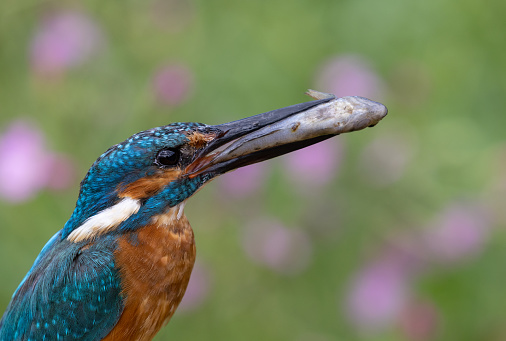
left=61, top=92, right=387, bottom=242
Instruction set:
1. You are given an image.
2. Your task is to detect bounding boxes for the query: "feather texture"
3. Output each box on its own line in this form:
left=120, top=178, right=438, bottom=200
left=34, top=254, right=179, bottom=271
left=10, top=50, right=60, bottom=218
left=0, top=233, right=123, bottom=340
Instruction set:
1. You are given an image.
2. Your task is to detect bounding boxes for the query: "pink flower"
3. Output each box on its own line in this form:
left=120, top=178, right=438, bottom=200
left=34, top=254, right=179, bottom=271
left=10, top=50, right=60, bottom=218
left=282, top=139, right=343, bottom=188
left=30, top=10, right=104, bottom=77
left=44, top=153, right=76, bottom=190
left=399, top=300, right=440, bottom=341
left=0, top=121, right=49, bottom=202
left=315, top=55, right=383, bottom=99
left=178, top=261, right=212, bottom=312
left=345, top=254, right=411, bottom=331
left=0, top=120, right=75, bottom=202
left=152, top=64, right=194, bottom=106
left=344, top=202, right=489, bottom=333
left=242, top=219, right=312, bottom=275
left=422, top=203, right=490, bottom=263
left=218, top=163, right=268, bottom=198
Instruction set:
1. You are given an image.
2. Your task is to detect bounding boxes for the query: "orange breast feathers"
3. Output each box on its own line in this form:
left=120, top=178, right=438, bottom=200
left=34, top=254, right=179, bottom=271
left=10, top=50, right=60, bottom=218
left=104, top=204, right=195, bottom=341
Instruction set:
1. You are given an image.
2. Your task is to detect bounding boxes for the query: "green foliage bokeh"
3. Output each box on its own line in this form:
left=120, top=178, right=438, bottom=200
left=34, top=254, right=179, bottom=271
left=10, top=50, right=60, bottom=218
left=1, top=1, right=506, bottom=340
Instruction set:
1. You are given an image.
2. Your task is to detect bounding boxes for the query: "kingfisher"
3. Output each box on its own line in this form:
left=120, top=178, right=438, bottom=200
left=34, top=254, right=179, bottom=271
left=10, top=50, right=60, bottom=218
left=0, top=90, right=386, bottom=340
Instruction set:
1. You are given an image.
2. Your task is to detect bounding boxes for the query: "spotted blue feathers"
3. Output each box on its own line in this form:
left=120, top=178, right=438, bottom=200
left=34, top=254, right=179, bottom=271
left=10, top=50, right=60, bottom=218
left=62, top=123, right=206, bottom=239
left=0, top=122, right=213, bottom=340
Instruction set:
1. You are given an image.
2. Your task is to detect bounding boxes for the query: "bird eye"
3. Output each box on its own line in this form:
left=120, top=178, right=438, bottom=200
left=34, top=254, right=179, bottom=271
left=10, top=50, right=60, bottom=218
left=155, top=148, right=180, bottom=167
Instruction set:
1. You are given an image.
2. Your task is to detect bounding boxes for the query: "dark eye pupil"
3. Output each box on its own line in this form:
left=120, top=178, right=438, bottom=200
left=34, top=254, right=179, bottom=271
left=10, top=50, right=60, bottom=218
left=156, top=148, right=180, bottom=167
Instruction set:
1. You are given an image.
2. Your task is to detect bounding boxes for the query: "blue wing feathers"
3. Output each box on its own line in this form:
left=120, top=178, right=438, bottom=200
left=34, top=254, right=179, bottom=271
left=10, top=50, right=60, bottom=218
left=0, top=234, right=124, bottom=340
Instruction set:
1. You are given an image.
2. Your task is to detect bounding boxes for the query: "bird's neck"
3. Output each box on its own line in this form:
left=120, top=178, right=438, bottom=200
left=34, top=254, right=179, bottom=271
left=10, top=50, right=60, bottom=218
left=104, top=204, right=196, bottom=340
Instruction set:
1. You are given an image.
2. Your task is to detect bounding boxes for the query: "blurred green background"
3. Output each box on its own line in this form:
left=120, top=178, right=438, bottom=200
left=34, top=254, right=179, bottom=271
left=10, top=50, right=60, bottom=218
left=1, top=0, right=506, bottom=340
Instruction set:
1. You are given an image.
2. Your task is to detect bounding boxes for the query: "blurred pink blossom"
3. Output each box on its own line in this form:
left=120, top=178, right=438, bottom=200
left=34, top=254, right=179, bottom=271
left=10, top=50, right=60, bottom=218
left=218, top=163, right=267, bottom=198
left=30, top=10, right=104, bottom=77
left=152, top=64, right=194, bottom=106
left=399, top=300, right=440, bottom=341
left=45, top=153, right=76, bottom=190
left=0, top=121, right=75, bottom=202
left=315, top=55, right=383, bottom=99
left=345, top=202, right=490, bottom=333
left=242, top=219, right=312, bottom=275
left=422, top=203, right=490, bottom=263
left=0, top=122, right=49, bottom=201
left=359, top=134, right=414, bottom=186
left=282, top=139, right=342, bottom=188
left=345, top=254, right=411, bottom=331
left=178, top=261, right=212, bottom=312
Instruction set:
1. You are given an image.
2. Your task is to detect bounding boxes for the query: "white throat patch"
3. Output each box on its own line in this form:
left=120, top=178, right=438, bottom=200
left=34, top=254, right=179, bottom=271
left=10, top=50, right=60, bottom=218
left=67, top=197, right=141, bottom=243
left=150, top=201, right=187, bottom=227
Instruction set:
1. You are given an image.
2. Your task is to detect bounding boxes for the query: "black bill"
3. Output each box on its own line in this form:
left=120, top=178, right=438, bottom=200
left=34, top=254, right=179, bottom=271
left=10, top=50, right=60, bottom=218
left=187, top=90, right=387, bottom=178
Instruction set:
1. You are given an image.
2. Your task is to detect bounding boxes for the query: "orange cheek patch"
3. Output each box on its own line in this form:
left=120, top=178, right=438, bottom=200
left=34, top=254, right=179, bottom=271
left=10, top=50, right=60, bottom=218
left=118, top=169, right=182, bottom=199
left=185, top=131, right=216, bottom=149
